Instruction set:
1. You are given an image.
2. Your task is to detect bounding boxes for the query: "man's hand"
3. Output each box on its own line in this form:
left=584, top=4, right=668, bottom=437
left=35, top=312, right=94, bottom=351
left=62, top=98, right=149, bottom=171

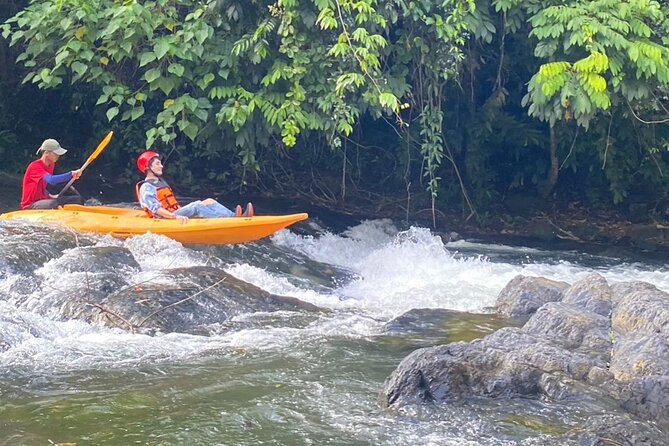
left=71, top=169, right=82, bottom=180
left=175, top=215, right=189, bottom=224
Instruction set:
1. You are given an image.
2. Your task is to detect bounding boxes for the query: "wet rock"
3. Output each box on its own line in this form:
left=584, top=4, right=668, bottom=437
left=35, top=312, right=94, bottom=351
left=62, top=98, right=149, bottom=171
left=435, top=231, right=460, bottom=243
left=11, top=246, right=139, bottom=318
left=610, top=334, right=669, bottom=381
left=382, top=274, right=669, bottom=430
left=88, top=266, right=324, bottom=334
left=611, top=281, right=669, bottom=338
left=58, top=274, right=129, bottom=317
left=561, top=272, right=612, bottom=316
left=382, top=308, right=520, bottom=349
left=494, top=275, right=569, bottom=318
left=559, top=413, right=666, bottom=446
left=198, top=242, right=356, bottom=290
left=605, top=332, right=669, bottom=425
left=586, top=366, right=613, bottom=386
left=0, top=224, right=110, bottom=286
left=0, top=307, right=54, bottom=351
left=0, top=239, right=72, bottom=277
left=380, top=327, right=604, bottom=408
left=523, top=302, right=610, bottom=360
left=618, top=376, right=669, bottom=428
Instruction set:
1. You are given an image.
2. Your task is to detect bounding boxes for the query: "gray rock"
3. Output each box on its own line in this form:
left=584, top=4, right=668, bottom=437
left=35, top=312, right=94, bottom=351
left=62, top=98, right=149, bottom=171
left=46, top=245, right=140, bottom=273
left=494, top=275, right=569, bottom=318
left=610, top=334, right=669, bottom=381
left=618, top=376, right=669, bottom=425
left=89, top=266, right=324, bottom=334
left=12, top=246, right=139, bottom=318
left=558, top=413, right=666, bottom=446
left=380, top=327, right=603, bottom=408
left=611, top=281, right=669, bottom=338
left=561, top=272, right=612, bottom=316
left=383, top=308, right=519, bottom=345
left=523, top=302, right=611, bottom=360
left=382, top=273, right=669, bottom=431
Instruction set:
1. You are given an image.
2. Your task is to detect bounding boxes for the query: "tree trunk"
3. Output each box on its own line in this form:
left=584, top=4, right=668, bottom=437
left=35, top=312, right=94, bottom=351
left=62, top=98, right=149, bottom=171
left=542, top=124, right=559, bottom=199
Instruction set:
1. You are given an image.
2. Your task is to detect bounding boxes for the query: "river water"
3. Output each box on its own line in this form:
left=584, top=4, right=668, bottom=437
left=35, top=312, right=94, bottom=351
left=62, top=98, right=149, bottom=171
left=1, top=209, right=669, bottom=445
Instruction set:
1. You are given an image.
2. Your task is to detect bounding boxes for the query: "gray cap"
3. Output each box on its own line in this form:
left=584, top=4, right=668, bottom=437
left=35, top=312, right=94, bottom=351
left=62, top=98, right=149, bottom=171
left=36, top=139, right=68, bottom=156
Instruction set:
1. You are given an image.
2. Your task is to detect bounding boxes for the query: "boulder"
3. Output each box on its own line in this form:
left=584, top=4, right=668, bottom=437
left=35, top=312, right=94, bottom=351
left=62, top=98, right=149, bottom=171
left=610, top=334, right=669, bottom=381
left=380, top=327, right=604, bottom=408
left=494, top=275, right=569, bottom=318
left=382, top=274, right=669, bottom=431
left=523, top=302, right=610, bottom=360
left=561, top=272, right=612, bottom=316
left=88, top=266, right=324, bottom=334
left=611, top=281, right=669, bottom=338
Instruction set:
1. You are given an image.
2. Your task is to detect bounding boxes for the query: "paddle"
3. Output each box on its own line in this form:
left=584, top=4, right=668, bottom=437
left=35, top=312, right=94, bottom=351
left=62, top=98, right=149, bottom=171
left=57, top=131, right=113, bottom=198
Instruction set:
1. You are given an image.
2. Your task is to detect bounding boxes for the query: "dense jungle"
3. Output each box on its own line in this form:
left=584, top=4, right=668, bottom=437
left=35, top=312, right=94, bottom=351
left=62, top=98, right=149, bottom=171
left=1, top=0, right=669, bottom=248
left=5, top=3, right=669, bottom=446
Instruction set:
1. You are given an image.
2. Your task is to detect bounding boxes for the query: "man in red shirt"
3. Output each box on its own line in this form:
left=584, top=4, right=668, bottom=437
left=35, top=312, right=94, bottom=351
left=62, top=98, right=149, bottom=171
left=21, top=139, right=83, bottom=209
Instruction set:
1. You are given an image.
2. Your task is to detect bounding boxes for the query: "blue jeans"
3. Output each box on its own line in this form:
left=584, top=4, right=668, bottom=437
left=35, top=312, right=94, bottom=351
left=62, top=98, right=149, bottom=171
left=174, top=200, right=235, bottom=218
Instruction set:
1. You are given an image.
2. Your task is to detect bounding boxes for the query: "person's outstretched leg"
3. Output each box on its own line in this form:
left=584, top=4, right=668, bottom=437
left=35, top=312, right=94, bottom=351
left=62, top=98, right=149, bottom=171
left=174, top=201, right=204, bottom=218
left=174, top=200, right=234, bottom=218
left=201, top=198, right=235, bottom=217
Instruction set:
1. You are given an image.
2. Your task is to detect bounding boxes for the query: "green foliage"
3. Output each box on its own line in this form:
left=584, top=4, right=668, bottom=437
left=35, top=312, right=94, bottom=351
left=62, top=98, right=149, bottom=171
left=522, top=0, right=669, bottom=128
left=3, top=0, right=472, bottom=192
left=2, top=0, right=669, bottom=218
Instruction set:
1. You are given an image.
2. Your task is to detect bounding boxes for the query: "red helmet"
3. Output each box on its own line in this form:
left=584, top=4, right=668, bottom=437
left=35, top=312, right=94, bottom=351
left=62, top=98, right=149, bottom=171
left=137, top=151, right=160, bottom=173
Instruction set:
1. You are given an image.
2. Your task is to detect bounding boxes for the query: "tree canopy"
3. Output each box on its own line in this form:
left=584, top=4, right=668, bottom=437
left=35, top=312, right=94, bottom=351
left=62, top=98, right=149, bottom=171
left=2, top=0, right=669, bottom=221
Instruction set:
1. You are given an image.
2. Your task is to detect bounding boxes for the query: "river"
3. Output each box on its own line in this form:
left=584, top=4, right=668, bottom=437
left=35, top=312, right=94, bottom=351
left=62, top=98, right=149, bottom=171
left=1, top=206, right=669, bottom=445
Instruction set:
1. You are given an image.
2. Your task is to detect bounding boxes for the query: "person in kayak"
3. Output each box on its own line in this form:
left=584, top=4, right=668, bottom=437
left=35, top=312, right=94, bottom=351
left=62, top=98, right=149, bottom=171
left=21, top=139, right=83, bottom=209
left=135, top=150, right=253, bottom=222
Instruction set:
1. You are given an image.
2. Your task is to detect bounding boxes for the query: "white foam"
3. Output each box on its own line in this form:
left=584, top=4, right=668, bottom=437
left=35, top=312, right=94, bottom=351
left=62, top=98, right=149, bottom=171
left=271, top=222, right=669, bottom=317
left=224, top=263, right=349, bottom=310
left=5, top=217, right=669, bottom=373
left=272, top=219, right=398, bottom=269
left=124, top=233, right=206, bottom=270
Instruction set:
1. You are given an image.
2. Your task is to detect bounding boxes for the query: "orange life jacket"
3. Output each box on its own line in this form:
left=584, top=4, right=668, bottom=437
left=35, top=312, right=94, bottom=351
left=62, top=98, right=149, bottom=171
left=136, top=179, right=180, bottom=217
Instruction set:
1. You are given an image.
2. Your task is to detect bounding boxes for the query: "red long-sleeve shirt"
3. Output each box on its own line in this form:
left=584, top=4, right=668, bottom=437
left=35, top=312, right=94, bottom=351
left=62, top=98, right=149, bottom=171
left=21, top=159, right=54, bottom=209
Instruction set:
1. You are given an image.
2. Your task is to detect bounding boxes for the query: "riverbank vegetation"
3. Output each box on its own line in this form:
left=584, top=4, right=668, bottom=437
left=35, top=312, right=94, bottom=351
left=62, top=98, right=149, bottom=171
left=1, top=0, right=669, bottom=228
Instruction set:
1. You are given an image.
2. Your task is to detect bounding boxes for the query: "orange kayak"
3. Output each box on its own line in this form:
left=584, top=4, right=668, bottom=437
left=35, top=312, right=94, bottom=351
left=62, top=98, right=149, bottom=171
left=0, top=204, right=308, bottom=245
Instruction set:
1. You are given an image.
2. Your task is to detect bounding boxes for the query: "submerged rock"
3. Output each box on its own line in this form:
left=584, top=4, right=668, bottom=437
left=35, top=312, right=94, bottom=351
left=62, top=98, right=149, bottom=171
left=380, top=308, right=524, bottom=360
left=87, top=266, right=324, bottom=334
left=13, top=246, right=138, bottom=317
left=0, top=306, right=56, bottom=351
left=559, top=413, right=666, bottom=446
left=383, top=308, right=518, bottom=345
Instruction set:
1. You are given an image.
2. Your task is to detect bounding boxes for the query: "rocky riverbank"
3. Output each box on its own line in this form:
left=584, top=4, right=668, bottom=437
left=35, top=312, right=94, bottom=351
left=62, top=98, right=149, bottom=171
left=380, top=273, right=669, bottom=445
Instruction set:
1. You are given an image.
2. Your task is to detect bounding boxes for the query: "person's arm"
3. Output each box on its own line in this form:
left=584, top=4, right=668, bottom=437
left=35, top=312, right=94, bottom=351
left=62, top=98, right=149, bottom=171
left=153, top=207, right=187, bottom=221
left=139, top=183, right=187, bottom=222
left=43, top=169, right=82, bottom=185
